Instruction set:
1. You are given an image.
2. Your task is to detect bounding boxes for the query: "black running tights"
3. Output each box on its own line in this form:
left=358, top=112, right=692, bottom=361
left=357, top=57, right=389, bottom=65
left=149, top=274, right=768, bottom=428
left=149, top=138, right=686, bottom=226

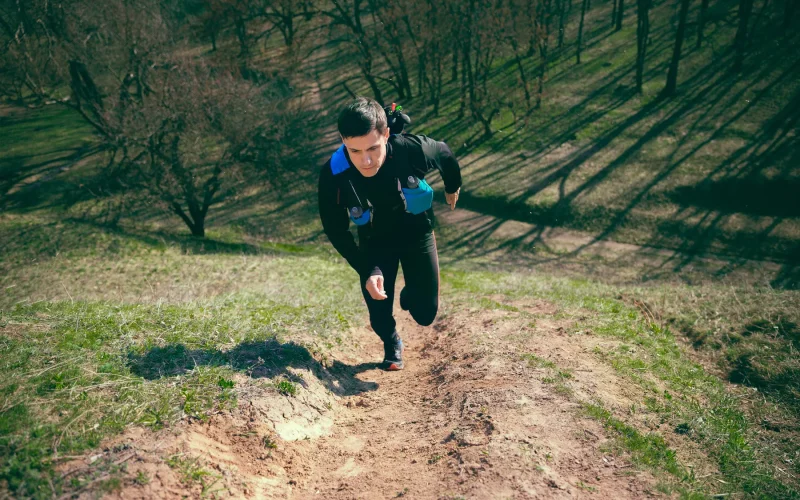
left=359, top=231, right=439, bottom=341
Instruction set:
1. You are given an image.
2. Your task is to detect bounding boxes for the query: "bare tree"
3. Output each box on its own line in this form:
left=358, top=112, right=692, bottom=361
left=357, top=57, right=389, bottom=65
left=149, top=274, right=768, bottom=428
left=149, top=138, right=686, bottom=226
left=322, top=0, right=384, bottom=104
left=2, top=0, right=310, bottom=237
left=195, top=0, right=229, bottom=51
left=612, top=0, right=618, bottom=26
left=506, top=0, right=538, bottom=116
left=259, top=0, right=314, bottom=46
left=452, top=0, right=511, bottom=136
left=635, top=0, right=651, bottom=93
left=367, top=0, right=413, bottom=99
left=785, top=0, right=797, bottom=33
left=577, top=0, right=590, bottom=63
left=115, top=64, right=287, bottom=237
left=536, top=0, right=554, bottom=109
left=695, top=0, right=710, bottom=48
left=733, top=0, right=754, bottom=71
left=663, top=0, right=692, bottom=96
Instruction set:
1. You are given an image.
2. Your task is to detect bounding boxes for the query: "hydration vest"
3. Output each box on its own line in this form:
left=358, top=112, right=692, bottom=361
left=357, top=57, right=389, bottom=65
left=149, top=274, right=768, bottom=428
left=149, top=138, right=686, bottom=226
left=330, top=138, right=435, bottom=226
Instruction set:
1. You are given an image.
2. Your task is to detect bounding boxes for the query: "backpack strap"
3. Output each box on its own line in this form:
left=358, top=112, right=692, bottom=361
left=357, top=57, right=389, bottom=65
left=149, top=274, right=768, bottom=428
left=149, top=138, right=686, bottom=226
left=329, top=145, right=372, bottom=225
left=330, top=144, right=350, bottom=175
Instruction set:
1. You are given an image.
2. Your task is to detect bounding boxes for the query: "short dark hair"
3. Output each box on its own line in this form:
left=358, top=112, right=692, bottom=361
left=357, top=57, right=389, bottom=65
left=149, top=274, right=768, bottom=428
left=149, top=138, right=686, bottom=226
left=337, top=97, right=387, bottom=138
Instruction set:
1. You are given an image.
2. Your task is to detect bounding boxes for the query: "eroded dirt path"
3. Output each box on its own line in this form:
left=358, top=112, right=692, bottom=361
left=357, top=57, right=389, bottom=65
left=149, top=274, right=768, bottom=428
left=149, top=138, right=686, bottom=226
left=87, top=292, right=665, bottom=499
left=289, top=312, right=656, bottom=499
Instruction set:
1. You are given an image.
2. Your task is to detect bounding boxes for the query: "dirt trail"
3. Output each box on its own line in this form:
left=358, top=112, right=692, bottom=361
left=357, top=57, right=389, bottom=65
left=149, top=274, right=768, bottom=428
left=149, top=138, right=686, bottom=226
left=83, top=291, right=665, bottom=499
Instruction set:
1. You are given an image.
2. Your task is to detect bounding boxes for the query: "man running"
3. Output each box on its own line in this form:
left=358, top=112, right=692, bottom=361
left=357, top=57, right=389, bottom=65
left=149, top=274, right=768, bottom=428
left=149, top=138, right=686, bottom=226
left=317, top=97, right=462, bottom=371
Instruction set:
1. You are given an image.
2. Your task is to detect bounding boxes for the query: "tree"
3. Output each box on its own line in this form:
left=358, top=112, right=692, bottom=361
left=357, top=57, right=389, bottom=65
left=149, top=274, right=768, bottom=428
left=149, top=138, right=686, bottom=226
left=695, top=0, right=710, bottom=48
left=536, top=0, right=554, bottom=108
left=635, top=0, right=651, bottom=93
left=403, top=0, right=451, bottom=114
left=367, top=0, right=413, bottom=99
left=785, top=0, right=797, bottom=33
left=733, top=0, right=754, bottom=71
left=663, top=0, right=692, bottom=96
left=195, top=0, right=229, bottom=51
left=616, top=0, right=625, bottom=30
left=2, top=0, right=309, bottom=237
left=577, top=0, right=590, bottom=63
left=259, top=0, right=314, bottom=46
left=612, top=0, right=618, bottom=26
left=322, top=0, right=384, bottom=104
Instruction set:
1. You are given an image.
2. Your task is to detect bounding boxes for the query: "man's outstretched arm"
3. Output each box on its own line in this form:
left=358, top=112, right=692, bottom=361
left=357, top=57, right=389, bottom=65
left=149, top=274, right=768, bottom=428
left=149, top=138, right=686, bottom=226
left=405, top=134, right=463, bottom=207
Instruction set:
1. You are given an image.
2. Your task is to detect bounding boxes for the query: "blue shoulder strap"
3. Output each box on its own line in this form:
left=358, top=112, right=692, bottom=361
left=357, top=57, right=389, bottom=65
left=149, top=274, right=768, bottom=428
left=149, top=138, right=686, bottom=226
left=330, top=145, right=350, bottom=175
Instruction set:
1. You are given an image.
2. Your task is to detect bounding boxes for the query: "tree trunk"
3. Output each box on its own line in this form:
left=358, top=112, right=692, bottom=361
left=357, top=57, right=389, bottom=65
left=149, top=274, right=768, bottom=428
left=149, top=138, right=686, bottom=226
left=459, top=43, right=468, bottom=118
left=558, top=0, right=566, bottom=49
left=537, top=44, right=548, bottom=109
left=235, top=16, right=249, bottom=59
left=536, top=0, right=552, bottom=109
left=511, top=40, right=532, bottom=109
left=451, top=48, right=458, bottom=82
left=432, top=53, right=443, bottom=116
left=696, top=0, right=709, bottom=48
left=210, top=30, right=217, bottom=52
left=616, top=0, right=625, bottom=30
left=733, top=0, right=754, bottom=71
left=418, top=53, right=426, bottom=99
left=171, top=202, right=206, bottom=238
left=612, top=0, right=618, bottom=26
left=785, top=0, right=797, bottom=33
left=664, top=0, right=691, bottom=96
left=363, top=68, right=384, bottom=105
left=285, top=15, right=295, bottom=45
left=192, top=219, right=205, bottom=238
left=635, top=0, right=650, bottom=93
left=577, top=0, right=589, bottom=63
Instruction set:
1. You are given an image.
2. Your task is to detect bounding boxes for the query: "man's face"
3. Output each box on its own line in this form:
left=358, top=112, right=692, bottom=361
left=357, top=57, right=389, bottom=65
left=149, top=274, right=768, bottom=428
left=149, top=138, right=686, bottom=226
left=342, top=128, right=390, bottom=178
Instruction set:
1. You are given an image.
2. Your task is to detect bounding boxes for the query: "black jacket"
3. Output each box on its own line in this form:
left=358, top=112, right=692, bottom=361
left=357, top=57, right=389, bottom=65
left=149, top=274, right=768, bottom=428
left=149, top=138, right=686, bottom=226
left=318, top=133, right=462, bottom=277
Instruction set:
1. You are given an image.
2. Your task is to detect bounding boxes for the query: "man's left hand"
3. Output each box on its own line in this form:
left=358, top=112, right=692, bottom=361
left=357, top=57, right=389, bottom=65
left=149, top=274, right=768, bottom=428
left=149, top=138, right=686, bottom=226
left=445, top=188, right=460, bottom=211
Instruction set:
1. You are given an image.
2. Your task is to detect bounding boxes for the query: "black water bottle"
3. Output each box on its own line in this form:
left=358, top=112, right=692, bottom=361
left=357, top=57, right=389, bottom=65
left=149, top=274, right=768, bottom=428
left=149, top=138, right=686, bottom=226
left=407, top=175, right=419, bottom=189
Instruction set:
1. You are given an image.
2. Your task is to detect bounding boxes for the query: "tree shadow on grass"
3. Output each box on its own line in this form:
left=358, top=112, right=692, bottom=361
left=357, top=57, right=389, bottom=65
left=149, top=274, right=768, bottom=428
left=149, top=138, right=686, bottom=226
left=127, top=339, right=379, bottom=397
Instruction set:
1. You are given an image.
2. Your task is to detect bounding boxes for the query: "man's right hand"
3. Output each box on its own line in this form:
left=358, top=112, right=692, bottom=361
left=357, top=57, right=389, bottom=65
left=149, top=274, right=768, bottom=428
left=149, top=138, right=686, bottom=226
left=366, top=275, right=387, bottom=300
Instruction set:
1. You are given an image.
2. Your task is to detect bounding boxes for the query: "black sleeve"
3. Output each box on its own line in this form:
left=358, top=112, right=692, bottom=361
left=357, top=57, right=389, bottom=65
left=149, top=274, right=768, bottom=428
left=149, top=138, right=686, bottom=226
left=317, top=161, right=363, bottom=275
left=405, top=134, right=463, bottom=194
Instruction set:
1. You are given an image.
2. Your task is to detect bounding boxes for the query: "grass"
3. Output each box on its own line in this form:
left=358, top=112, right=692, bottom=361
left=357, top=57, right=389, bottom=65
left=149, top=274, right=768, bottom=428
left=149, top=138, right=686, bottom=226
left=323, top=0, right=800, bottom=263
left=274, top=379, right=298, bottom=397
left=1, top=3, right=798, bottom=497
left=5, top=0, right=799, bottom=266
left=0, top=210, right=797, bottom=497
left=165, top=453, right=222, bottom=496
left=0, top=224, right=365, bottom=498
left=444, top=268, right=800, bottom=497
left=583, top=403, right=691, bottom=480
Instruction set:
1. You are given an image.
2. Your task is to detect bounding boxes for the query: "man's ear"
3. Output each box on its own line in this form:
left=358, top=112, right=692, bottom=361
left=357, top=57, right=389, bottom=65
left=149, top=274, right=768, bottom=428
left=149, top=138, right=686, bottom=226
left=382, top=128, right=390, bottom=139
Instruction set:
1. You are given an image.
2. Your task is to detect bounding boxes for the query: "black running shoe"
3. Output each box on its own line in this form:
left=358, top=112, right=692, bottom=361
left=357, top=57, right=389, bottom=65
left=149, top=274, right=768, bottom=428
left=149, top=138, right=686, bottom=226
left=382, top=332, right=404, bottom=371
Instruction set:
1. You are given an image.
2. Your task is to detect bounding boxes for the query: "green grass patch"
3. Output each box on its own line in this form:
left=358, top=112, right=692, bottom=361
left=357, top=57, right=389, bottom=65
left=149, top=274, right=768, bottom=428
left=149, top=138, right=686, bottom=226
left=521, top=353, right=556, bottom=369
left=274, top=379, right=298, bottom=397
left=165, top=453, right=222, bottom=495
left=0, top=284, right=361, bottom=498
left=443, top=268, right=800, bottom=497
left=584, top=403, right=689, bottom=480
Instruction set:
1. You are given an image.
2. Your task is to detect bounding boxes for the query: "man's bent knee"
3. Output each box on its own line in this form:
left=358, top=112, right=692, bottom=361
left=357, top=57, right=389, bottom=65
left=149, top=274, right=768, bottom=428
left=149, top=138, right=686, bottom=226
left=411, top=303, right=438, bottom=326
